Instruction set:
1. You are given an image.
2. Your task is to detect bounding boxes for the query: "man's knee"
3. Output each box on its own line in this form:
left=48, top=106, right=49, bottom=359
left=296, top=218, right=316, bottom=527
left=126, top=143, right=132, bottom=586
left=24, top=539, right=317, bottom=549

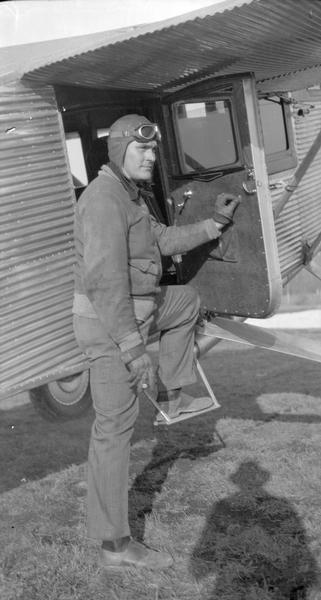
left=184, top=284, right=201, bottom=308
left=181, top=284, right=201, bottom=318
left=155, top=284, right=201, bottom=331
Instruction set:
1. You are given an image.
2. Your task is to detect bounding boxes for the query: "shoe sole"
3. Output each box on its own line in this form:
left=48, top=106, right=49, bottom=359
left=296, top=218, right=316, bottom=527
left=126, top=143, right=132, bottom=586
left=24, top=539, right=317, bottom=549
left=154, top=402, right=218, bottom=426
left=101, top=559, right=173, bottom=570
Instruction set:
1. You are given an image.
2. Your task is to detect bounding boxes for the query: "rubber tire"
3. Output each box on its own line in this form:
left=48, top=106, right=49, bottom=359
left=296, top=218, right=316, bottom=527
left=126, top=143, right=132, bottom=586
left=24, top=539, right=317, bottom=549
left=30, top=370, right=92, bottom=421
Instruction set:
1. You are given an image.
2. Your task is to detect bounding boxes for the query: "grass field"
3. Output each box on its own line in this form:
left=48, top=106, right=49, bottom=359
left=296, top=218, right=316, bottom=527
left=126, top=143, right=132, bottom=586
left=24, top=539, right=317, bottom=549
left=1, top=337, right=321, bottom=599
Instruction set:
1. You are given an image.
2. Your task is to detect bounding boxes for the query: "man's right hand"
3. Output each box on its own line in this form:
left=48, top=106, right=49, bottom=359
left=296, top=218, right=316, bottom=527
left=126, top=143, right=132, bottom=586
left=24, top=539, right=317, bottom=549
left=127, top=352, right=156, bottom=393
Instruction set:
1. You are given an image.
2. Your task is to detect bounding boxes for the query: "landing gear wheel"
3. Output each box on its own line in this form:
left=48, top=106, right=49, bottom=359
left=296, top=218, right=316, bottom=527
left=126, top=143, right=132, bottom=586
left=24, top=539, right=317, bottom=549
left=30, top=370, right=92, bottom=420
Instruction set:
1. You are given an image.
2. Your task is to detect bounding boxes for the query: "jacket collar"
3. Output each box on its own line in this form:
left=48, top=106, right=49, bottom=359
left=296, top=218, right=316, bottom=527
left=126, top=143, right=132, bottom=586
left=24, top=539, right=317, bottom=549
left=100, top=162, right=154, bottom=204
left=106, top=161, right=140, bottom=201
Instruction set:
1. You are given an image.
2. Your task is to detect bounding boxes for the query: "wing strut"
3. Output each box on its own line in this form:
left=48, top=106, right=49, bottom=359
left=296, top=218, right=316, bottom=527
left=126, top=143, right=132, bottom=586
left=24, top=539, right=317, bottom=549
left=274, top=127, right=321, bottom=219
left=195, top=317, right=321, bottom=364
left=305, top=258, right=321, bottom=282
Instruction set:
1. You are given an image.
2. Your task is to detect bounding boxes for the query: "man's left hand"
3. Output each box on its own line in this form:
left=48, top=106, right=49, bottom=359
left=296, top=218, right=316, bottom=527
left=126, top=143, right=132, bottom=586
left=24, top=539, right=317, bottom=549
left=213, top=192, right=241, bottom=226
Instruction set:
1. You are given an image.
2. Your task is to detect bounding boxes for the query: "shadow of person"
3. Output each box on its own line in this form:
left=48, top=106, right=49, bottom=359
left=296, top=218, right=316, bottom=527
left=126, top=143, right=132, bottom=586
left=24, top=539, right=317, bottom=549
left=190, top=460, right=320, bottom=600
left=128, top=416, right=225, bottom=543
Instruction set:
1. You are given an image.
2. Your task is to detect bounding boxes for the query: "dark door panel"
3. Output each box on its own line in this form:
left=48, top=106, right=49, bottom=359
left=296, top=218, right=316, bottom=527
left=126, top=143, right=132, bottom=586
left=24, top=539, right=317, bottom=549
left=164, top=74, right=282, bottom=318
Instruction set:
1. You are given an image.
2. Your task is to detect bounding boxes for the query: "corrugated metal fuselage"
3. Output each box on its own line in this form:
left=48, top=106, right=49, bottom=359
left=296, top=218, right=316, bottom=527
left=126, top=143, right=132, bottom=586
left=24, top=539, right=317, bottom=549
left=0, top=82, right=88, bottom=397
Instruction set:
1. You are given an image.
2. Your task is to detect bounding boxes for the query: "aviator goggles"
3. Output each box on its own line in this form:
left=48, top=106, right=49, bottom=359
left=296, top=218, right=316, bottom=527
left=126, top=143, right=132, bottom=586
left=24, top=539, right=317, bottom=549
left=109, top=123, right=162, bottom=143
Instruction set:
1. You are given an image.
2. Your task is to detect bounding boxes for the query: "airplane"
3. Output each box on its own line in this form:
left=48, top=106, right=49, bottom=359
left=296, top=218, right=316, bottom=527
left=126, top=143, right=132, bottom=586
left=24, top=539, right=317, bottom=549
left=1, top=0, right=321, bottom=424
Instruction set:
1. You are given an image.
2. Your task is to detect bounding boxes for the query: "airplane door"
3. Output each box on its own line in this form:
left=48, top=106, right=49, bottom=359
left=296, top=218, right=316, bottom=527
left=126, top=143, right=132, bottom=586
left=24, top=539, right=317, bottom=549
left=162, top=74, right=282, bottom=318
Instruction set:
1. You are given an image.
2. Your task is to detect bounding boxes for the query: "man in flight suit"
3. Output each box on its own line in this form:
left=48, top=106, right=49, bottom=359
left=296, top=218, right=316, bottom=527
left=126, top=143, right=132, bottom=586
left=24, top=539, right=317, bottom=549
left=72, top=114, right=240, bottom=569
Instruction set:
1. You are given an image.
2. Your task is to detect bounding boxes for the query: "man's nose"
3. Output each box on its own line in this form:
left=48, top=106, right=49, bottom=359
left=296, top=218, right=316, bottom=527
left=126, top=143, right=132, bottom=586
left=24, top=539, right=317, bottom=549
left=146, top=149, right=156, bottom=161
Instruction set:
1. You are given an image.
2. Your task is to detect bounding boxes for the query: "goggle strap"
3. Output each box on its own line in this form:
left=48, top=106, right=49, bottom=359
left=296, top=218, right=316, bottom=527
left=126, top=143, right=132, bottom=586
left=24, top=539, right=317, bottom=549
left=109, top=130, right=132, bottom=139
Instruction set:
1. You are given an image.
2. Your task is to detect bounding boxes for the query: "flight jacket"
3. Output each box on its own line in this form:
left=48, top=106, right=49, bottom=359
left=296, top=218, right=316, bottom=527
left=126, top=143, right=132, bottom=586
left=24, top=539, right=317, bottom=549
left=73, top=163, right=221, bottom=356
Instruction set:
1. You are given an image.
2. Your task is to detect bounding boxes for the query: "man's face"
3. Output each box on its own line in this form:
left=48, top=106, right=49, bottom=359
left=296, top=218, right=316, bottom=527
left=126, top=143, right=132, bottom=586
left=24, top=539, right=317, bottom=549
left=122, top=140, right=157, bottom=182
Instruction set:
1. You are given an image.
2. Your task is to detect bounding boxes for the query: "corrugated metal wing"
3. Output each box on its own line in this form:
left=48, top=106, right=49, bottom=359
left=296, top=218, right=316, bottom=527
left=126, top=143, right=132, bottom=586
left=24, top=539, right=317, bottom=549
left=0, top=82, right=87, bottom=397
left=272, top=100, right=321, bottom=283
left=15, top=0, right=321, bottom=93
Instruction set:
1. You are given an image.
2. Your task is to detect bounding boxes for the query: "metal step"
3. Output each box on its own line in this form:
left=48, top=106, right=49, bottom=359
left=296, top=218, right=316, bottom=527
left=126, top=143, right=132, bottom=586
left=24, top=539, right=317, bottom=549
left=143, top=358, right=220, bottom=426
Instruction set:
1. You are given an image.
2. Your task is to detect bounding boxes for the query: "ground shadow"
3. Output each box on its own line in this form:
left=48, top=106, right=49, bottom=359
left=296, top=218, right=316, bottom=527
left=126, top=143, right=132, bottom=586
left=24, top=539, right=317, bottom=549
left=128, top=340, right=321, bottom=541
left=129, top=413, right=225, bottom=542
left=0, top=402, right=94, bottom=493
left=190, top=460, right=320, bottom=599
left=200, top=341, right=321, bottom=425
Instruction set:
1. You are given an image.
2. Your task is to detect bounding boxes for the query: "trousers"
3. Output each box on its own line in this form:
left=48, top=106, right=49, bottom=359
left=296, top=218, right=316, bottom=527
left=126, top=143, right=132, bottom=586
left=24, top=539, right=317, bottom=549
left=73, top=284, right=200, bottom=541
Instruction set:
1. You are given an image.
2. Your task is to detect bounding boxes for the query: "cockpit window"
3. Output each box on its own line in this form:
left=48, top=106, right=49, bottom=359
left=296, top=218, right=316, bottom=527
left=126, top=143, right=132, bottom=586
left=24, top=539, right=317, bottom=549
left=173, top=99, right=237, bottom=172
left=259, top=97, right=288, bottom=155
left=259, top=96, right=296, bottom=173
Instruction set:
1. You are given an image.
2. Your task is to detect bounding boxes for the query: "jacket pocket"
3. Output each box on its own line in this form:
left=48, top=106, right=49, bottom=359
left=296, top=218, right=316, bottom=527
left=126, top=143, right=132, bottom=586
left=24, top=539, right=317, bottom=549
left=129, top=258, right=159, bottom=274
left=128, top=259, right=161, bottom=294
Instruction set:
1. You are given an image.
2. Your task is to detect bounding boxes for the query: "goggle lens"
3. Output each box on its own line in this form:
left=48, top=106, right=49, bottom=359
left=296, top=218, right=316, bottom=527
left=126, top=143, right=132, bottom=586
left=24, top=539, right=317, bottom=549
left=136, top=124, right=161, bottom=141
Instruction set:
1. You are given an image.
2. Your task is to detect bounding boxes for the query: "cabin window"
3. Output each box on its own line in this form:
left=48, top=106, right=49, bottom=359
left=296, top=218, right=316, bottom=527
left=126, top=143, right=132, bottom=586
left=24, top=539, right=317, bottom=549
left=97, top=128, right=110, bottom=138
left=65, top=132, right=88, bottom=188
left=259, top=96, right=296, bottom=173
left=173, top=99, right=238, bottom=173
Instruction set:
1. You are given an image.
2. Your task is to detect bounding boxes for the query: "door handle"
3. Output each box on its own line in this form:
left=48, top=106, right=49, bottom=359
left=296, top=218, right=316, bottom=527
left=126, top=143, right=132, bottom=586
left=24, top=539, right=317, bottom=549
left=242, top=166, right=257, bottom=195
left=177, top=189, right=193, bottom=214
left=242, top=180, right=257, bottom=194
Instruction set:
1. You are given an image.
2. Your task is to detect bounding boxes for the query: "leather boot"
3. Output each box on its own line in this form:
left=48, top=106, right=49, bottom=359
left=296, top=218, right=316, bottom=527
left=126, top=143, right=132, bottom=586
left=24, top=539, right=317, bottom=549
left=155, top=388, right=212, bottom=424
left=100, top=537, right=173, bottom=570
